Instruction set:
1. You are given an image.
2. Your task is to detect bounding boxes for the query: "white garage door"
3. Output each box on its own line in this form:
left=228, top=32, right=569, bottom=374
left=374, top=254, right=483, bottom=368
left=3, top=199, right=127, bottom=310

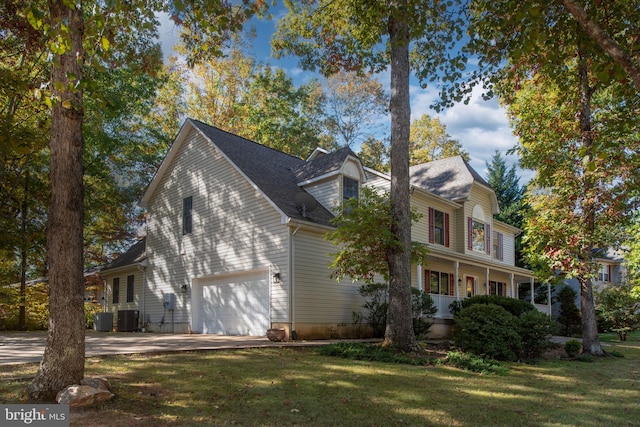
left=196, top=272, right=269, bottom=336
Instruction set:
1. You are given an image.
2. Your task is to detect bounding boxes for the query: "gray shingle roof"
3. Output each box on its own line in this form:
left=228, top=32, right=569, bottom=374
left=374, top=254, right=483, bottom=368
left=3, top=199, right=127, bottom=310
left=409, top=156, right=490, bottom=201
left=293, top=146, right=358, bottom=183
left=190, top=120, right=336, bottom=226
left=101, top=238, right=146, bottom=272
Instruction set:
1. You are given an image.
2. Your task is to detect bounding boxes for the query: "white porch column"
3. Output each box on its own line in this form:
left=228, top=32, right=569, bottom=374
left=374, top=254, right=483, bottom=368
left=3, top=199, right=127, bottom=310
left=454, top=261, right=460, bottom=300
left=530, top=277, right=535, bottom=304
left=510, top=273, right=514, bottom=299
left=417, top=264, right=423, bottom=291
left=485, top=268, right=490, bottom=296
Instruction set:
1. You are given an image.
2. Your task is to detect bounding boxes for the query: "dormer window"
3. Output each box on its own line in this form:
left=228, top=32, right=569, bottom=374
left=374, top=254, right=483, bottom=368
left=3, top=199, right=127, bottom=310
left=343, top=176, right=359, bottom=203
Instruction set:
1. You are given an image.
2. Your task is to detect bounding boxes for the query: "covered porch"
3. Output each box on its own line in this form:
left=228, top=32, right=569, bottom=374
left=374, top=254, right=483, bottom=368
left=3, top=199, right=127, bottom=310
left=415, top=251, right=551, bottom=320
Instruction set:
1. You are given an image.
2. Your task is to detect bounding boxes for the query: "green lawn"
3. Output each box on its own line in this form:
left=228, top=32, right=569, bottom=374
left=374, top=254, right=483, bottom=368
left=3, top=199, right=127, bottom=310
left=2, top=335, right=639, bottom=426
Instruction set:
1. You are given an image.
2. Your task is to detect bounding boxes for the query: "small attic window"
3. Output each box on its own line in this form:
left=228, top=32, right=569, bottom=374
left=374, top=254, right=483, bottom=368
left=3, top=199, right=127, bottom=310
left=343, top=176, right=359, bottom=203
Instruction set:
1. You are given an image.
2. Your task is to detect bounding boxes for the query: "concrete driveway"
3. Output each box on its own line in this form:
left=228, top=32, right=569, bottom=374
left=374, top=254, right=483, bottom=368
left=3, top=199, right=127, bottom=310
left=0, top=331, right=298, bottom=365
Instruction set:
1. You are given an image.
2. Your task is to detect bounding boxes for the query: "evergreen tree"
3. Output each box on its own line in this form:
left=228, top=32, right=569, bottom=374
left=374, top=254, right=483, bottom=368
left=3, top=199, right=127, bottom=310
left=557, top=286, right=582, bottom=337
left=485, top=151, right=528, bottom=267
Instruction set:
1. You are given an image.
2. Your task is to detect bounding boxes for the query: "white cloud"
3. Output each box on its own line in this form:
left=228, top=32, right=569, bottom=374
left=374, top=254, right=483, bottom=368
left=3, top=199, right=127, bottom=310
left=409, top=84, right=533, bottom=183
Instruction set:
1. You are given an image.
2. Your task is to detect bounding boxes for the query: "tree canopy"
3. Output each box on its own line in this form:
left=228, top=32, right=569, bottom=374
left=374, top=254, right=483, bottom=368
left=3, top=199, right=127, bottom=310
left=459, top=0, right=640, bottom=357
left=409, top=114, right=469, bottom=166
left=12, top=0, right=268, bottom=402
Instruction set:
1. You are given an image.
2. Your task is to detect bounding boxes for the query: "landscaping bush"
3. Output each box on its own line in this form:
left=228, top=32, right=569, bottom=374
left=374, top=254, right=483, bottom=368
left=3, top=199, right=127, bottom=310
left=564, top=339, right=582, bottom=358
left=357, top=284, right=436, bottom=338
left=452, top=303, right=521, bottom=361
left=460, top=295, right=536, bottom=317
left=453, top=300, right=556, bottom=362
left=411, top=287, right=437, bottom=338
left=357, top=283, right=388, bottom=337
left=556, top=286, right=582, bottom=336
left=517, top=310, right=558, bottom=359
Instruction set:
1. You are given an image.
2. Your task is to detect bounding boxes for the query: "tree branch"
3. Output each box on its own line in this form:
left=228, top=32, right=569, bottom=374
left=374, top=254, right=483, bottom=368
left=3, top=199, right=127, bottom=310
left=561, top=0, right=640, bottom=90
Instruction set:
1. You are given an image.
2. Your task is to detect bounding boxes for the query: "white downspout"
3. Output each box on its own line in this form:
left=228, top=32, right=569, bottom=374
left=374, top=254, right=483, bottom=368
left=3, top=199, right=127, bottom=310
left=138, top=260, right=148, bottom=331
left=290, top=223, right=301, bottom=339
left=417, top=264, right=422, bottom=291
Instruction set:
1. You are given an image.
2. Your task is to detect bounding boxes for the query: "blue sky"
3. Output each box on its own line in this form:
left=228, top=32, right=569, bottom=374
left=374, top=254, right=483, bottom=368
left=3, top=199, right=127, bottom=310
left=156, top=11, right=532, bottom=184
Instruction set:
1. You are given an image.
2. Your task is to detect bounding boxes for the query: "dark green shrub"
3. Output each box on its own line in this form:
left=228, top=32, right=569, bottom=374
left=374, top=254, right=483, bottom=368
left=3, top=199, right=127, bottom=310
left=517, top=310, right=558, bottom=359
left=452, top=303, right=521, bottom=361
left=449, top=300, right=463, bottom=316
left=411, top=287, right=437, bottom=338
left=358, top=284, right=437, bottom=338
left=461, top=295, right=536, bottom=317
left=556, top=286, right=582, bottom=336
left=564, top=339, right=582, bottom=357
left=358, top=283, right=388, bottom=337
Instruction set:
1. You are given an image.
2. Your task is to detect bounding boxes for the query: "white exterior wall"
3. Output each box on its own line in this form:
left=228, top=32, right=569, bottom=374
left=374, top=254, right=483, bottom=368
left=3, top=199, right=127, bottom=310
left=494, top=223, right=516, bottom=266
left=411, top=194, right=457, bottom=248
left=144, top=130, right=290, bottom=332
left=304, top=179, right=340, bottom=214
left=363, top=171, right=390, bottom=193
left=292, top=229, right=365, bottom=327
left=102, top=267, right=144, bottom=330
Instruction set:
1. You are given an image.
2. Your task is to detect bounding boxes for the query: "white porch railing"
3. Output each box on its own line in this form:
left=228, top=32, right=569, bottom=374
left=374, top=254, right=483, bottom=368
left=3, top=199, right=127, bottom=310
left=428, top=295, right=552, bottom=318
left=534, top=303, right=551, bottom=315
left=430, top=294, right=457, bottom=319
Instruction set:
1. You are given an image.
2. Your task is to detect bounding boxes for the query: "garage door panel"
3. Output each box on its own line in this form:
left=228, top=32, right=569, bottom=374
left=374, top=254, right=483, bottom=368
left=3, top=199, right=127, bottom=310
left=198, top=273, right=269, bottom=336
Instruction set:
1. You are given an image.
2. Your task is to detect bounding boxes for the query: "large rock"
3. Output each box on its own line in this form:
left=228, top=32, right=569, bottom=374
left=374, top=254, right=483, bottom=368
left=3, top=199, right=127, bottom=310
left=80, top=377, right=112, bottom=392
left=56, top=377, right=114, bottom=408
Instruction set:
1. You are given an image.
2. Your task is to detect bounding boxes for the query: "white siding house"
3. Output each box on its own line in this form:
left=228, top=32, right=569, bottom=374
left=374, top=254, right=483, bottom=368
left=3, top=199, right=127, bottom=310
left=101, top=119, right=538, bottom=339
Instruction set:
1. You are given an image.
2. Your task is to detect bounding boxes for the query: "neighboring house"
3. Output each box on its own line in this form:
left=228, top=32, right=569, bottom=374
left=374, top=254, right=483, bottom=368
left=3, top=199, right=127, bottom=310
left=100, top=119, right=540, bottom=339
left=550, top=248, right=627, bottom=317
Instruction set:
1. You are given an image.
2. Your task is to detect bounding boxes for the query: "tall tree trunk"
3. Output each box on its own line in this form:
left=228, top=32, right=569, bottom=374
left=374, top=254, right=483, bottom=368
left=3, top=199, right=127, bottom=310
left=28, top=0, right=86, bottom=401
left=577, top=36, right=605, bottom=357
left=19, top=172, right=29, bottom=331
left=385, top=1, right=418, bottom=352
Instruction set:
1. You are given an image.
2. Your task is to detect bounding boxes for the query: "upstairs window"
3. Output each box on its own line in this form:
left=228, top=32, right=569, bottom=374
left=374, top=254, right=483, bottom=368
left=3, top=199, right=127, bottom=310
left=468, top=218, right=491, bottom=255
left=182, top=196, right=193, bottom=235
left=112, top=278, right=120, bottom=304
left=493, top=231, right=504, bottom=261
left=342, top=176, right=359, bottom=203
left=598, top=264, right=610, bottom=282
left=429, top=208, right=449, bottom=247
